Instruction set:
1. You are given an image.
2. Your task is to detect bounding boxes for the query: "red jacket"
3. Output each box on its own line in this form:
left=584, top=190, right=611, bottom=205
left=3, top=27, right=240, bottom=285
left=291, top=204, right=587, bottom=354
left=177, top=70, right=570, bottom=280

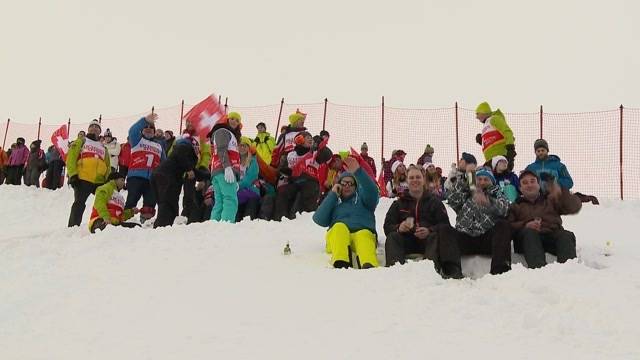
left=118, top=142, right=131, bottom=167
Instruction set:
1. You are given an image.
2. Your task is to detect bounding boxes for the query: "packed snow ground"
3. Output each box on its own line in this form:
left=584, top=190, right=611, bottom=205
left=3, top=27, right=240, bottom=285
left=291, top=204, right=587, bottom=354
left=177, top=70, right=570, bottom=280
left=1, top=186, right=639, bottom=359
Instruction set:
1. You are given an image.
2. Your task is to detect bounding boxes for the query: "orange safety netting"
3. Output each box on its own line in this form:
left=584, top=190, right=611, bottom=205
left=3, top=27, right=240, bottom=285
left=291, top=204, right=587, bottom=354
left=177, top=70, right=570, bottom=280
left=1, top=102, right=638, bottom=200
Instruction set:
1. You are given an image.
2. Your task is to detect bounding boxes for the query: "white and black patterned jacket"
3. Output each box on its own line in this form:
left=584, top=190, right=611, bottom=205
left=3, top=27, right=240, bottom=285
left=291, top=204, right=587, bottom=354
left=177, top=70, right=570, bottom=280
left=447, top=173, right=509, bottom=236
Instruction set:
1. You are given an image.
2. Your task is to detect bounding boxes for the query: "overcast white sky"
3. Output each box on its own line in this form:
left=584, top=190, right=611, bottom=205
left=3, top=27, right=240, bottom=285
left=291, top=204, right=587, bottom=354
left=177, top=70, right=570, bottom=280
left=1, top=0, right=638, bottom=124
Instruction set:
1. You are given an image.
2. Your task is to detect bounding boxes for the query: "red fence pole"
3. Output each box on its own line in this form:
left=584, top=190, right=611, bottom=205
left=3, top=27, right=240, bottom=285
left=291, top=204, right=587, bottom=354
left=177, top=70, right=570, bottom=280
left=67, top=118, right=71, bottom=137
left=218, top=95, right=222, bottom=105
left=2, top=119, right=9, bottom=149
left=224, top=98, right=228, bottom=114
left=99, top=114, right=102, bottom=124
left=276, top=98, right=284, bottom=132
left=620, top=104, right=624, bottom=201
left=539, top=105, right=544, bottom=139
left=381, top=96, right=385, bottom=166
left=179, top=100, right=185, bottom=134
left=455, top=102, right=460, bottom=161
left=322, top=98, right=328, bottom=131
left=37, top=117, right=42, bottom=140
left=151, top=106, right=155, bottom=115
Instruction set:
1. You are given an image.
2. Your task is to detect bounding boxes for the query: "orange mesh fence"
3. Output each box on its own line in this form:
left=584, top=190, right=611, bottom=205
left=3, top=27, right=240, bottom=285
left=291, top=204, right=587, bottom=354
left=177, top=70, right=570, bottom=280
left=543, top=110, right=620, bottom=199
left=1, top=101, right=638, bottom=200
left=325, top=102, right=381, bottom=167
left=384, top=106, right=457, bottom=171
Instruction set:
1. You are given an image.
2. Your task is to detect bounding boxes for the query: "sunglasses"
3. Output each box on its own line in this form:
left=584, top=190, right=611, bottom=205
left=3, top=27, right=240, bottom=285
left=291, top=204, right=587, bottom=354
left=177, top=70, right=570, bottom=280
left=340, top=180, right=355, bottom=187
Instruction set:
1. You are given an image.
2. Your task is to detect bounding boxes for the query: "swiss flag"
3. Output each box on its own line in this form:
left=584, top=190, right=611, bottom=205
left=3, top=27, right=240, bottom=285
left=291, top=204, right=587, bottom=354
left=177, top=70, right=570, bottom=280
left=183, top=94, right=224, bottom=138
left=51, top=124, right=69, bottom=161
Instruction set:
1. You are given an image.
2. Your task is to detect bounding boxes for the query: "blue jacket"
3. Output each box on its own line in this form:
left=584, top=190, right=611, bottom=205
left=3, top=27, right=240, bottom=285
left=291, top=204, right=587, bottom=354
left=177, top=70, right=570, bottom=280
left=127, top=117, right=166, bottom=180
left=238, top=156, right=260, bottom=196
left=525, top=155, right=573, bottom=190
left=312, top=168, right=379, bottom=234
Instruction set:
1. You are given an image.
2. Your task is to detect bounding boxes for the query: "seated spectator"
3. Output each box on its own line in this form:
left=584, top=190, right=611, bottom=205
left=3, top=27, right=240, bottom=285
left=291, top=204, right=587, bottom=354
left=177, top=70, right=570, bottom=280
left=0, top=146, right=7, bottom=184
left=313, top=157, right=379, bottom=269
left=417, top=144, right=434, bottom=166
left=491, top=155, right=519, bottom=202
left=382, top=149, right=406, bottom=185
left=441, top=167, right=512, bottom=275
left=509, top=170, right=582, bottom=268
left=236, top=136, right=261, bottom=221
left=383, top=165, right=461, bottom=278
left=423, top=162, right=444, bottom=200
left=525, top=139, right=573, bottom=190
left=88, top=172, right=140, bottom=233
left=386, top=160, right=408, bottom=197
left=444, top=152, right=477, bottom=193
left=273, top=131, right=332, bottom=221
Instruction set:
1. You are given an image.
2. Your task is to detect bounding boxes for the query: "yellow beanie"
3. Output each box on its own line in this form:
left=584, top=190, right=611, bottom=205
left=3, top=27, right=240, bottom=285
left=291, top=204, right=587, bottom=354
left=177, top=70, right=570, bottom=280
left=240, top=136, right=252, bottom=146
left=288, top=112, right=305, bottom=125
left=475, top=102, right=492, bottom=115
left=228, top=112, right=242, bottom=122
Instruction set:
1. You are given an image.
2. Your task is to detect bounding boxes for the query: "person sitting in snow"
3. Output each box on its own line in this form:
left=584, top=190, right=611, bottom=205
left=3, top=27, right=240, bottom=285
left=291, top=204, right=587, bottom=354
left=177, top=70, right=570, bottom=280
left=444, top=152, right=477, bottom=194
left=491, top=155, right=519, bottom=203
left=383, top=165, right=460, bottom=278
left=417, top=144, right=434, bottom=167
left=386, top=160, right=408, bottom=198
left=440, top=167, right=512, bottom=275
left=508, top=170, right=582, bottom=268
left=525, top=139, right=573, bottom=191
left=423, top=162, right=444, bottom=200
left=236, top=136, right=261, bottom=221
left=273, top=131, right=332, bottom=221
left=313, top=157, right=380, bottom=269
left=89, top=172, right=140, bottom=233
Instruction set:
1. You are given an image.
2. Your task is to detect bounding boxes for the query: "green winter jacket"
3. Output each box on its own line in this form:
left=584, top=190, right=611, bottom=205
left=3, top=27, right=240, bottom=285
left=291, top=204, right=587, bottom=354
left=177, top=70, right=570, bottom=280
left=92, top=180, right=135, bottom=223
left=481, top=109, right=515, bottom=161
left=67, top=137, right=111, bottom=184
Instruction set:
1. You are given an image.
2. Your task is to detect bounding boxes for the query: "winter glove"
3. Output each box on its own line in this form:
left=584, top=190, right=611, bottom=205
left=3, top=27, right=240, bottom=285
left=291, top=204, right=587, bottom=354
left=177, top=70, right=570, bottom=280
left=505, top=144, right=517, bottom=159
left=68, top=175, right=79, bottom=188
left=110, top=217, right=120, bottom=225
left=224, top=167, right=236, bottom=183
left=475, top=133, right=482, bottom=145
left=254, top=136, right=261, bottom=144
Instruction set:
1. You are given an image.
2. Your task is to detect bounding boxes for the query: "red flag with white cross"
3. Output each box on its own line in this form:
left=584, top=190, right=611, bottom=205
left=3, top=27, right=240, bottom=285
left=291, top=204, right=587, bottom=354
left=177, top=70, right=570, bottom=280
left=183, top=94, right=225, bottom=138
left=51, top=124, right=69, bottom=161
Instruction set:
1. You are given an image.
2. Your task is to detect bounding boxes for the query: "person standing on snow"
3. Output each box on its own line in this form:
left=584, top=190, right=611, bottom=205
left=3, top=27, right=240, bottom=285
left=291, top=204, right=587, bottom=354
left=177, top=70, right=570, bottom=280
left=417, top=144, right=434, bottom=167
left=209, top=112, right=243, bottom=223
left=313, top=157, right=380, bottom=269
left=124, top=113, right=166, bottom=223
left=253, top=122, right=276, bottom=166
left=359, top=142, right=376, bottom=176
left=102, top=129, right=120, bottom=174
left=88, top=172, right=140, bottom=233
left=66, top=120, right=111, bottom=227
left=6, top=137, right=29, bottom=185
left=475, top=102, right=516, bottom=171
left=152, top=134, right=209, bottom=228
left=23, top=140, right=46, bottom=187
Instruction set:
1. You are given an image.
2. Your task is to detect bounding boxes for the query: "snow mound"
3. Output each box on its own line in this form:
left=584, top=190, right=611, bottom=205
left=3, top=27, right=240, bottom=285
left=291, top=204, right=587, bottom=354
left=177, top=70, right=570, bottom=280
left=1, top=186, right=639, bottom=359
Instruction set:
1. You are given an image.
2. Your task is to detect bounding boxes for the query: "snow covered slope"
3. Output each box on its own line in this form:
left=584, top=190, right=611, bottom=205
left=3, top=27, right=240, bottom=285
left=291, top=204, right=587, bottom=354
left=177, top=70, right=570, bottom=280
left=1, top=186, right=639, bottom=359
